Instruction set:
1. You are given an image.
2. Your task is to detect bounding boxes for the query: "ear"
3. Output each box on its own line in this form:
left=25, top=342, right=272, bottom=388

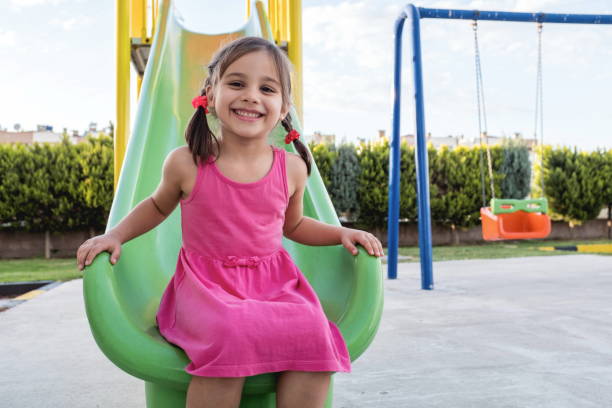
left=205, top=84, right=214, bottom=104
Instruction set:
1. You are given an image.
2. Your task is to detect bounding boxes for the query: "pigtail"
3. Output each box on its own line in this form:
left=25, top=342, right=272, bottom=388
left=281, top=113, right=311, bottom=176
left=185, top=76, right=220, bottom=166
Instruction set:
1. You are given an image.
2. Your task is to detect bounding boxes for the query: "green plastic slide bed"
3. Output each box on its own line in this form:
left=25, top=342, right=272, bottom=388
left=82, top=1, right=384, bottom=406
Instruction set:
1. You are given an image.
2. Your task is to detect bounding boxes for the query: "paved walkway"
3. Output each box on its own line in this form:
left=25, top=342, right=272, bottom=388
left=2, top=255, right=611, bottom=407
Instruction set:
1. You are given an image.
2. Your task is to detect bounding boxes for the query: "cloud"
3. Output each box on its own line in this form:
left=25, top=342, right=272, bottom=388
left=301, top=0, right=612, bottom=149
left=303, top=1, right=399, bottom=117
left=0, top=30, right=17, bottom=47
left=10, top=0, right=69, bottom=6
left=50, top=16, right=92, bottom=31
left=304, top=1, right=398, bottom=71
left=9, top=0, right=81, bottom=11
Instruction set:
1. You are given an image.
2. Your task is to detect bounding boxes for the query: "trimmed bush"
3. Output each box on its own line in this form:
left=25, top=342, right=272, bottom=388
left=500, top=138, right=531, bottom=199
left=330, top=144, right=361, bottom=220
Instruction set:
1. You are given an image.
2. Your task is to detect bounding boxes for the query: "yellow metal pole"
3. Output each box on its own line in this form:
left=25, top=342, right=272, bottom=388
left=137, top=75, right=143, bottom=98
left=256, top=1, right=274, bottom=41
left=247, top=0, right=251, bottom=18
left=275, top=0, right=281, bottom=41
left=279, top=0, right=287, bottom=41
left=115, top=0, right=130, bottom=191
left=131, top=0, right=146, bottom=39
left=268, top=0, right=276, bottom=41
left=153, top=0, right=159, bottom=36
left=288, top=0, right=303, bottom=122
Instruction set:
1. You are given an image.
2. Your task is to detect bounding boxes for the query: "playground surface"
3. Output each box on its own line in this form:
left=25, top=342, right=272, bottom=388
left=2, top=254, right=611, bottom=407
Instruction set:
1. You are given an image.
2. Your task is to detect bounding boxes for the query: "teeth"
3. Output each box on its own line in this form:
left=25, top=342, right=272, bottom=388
left=235, top=109, right=261, bottom=118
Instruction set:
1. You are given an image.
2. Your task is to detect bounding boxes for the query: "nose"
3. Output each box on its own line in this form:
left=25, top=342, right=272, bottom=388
left=240, top=84, right=260, bottom=103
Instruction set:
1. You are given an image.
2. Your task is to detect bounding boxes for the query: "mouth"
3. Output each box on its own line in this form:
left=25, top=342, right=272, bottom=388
left=231, top=109, right=264, bottom=122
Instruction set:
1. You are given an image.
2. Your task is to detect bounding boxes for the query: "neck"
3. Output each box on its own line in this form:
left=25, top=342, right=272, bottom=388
left=217, top=137, right=272, bottom=162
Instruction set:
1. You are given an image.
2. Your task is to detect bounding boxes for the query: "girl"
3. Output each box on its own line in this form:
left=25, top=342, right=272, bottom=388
left=76, top=36, right=383, bottom=408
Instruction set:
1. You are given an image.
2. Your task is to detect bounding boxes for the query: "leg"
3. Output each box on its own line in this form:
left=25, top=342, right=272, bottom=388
left=186, top=376, right=246, bottom=408
left=276, top=371, right=333, bottom=408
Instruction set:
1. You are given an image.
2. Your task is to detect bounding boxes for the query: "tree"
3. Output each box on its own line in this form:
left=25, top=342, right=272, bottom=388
left=330, top=144, right=361, bottom=221
left=542, top=146, right=604, bottom=224
left=308, top=141, right=336, bottom=191
left=500, top=138, right=531, bottom=199
left=355, top=140, right=389, bottom=229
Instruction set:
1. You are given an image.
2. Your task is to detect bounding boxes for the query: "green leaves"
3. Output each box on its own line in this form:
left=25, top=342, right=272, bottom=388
left=540, top=146, right=610, bottom=224
left=0, top=134, right=114, bottom=232
left=355, top=140, right=390, bottom=229
left=330, top=144, right=361, bottom=221
left=1, top=136, right=608, bottom=233
left=500, top=138, right=531, bottom=199
left=308, top=141, right=336, bottom=190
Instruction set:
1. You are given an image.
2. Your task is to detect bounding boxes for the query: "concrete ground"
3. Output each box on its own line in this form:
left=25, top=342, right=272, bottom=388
left=1, top=254, right=611, bottom=407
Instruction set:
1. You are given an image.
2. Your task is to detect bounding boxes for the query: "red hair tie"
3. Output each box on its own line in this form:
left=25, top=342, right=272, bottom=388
left=285, top=129, right=300, bottom=144
left=191, top=95, right=209, bottom=113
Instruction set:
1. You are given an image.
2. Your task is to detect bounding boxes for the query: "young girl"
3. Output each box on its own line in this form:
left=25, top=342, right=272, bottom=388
left=76, top=36, right=383, bottom=408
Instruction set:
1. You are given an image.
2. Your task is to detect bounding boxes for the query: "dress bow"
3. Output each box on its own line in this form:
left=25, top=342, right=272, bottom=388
left=222, top=255, right=261, bottom=268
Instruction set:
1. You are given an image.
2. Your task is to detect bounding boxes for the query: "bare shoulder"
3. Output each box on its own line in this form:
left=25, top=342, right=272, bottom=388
left=164, top=146, right=195, bottom=175
left=285, top=151, right=307, bottom=181
left=167, top=145, right=194, bottom=164
left=285, top=151, right=308, bottom=197
left=149, top=146, right=195, bottom=214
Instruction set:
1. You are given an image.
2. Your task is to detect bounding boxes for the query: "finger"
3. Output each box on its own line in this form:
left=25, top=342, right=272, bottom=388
left=110, top=246, right=121, bottom=264
left=77, top=245, right=89, bottom=270
left=357, top=237, right=371, bottom=254
left=342, top=238, right=359, bottom=255
left=370, top=236, right=383, bottom=256
left=360, top=237, right=375, bottom=256
left=84, top=246, right=101, bottom=267
left=77, top=240, right=94, bottom=265
left=368, top=235, right=383, bottom=257
left=79, top=247, right=93, bottom=270
left=377, top=239, right=385, bottom=257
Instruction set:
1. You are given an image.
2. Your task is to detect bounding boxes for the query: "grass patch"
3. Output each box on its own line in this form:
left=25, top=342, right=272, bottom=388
left=0, top=239, right=610, bottom=282
left=394, top=239, right=612, bottom=263
left=0, top=257, right=82, bottom=283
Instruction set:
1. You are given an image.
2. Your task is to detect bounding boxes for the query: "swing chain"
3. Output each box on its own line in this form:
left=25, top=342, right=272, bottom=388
left=473, top=19, right=495, bottom=204
left=534, top=22, right=546, bottom=197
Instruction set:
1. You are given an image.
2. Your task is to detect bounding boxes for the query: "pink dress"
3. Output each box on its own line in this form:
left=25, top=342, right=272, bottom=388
left=156, top=145, right=351, bottom=377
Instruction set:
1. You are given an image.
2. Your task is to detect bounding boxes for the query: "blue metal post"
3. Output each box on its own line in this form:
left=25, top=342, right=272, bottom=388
left=388, top=4, right=434, bottom=289
left=409, top=4, right=434, bottom=290
left=418, top=8, right=612, bottom=24
left=387, top=10, right=407, bottom=280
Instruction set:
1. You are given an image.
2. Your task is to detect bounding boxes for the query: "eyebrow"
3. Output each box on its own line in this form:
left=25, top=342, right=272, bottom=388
left=225, top=72, right=280, bottom=85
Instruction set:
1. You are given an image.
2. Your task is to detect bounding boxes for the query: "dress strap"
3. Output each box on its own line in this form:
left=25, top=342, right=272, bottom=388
left=276, top=146, right=289, bottom=204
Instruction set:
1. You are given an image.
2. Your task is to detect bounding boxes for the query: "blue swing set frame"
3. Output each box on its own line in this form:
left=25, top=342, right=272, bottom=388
left=387, top=5, right=612, bottom=288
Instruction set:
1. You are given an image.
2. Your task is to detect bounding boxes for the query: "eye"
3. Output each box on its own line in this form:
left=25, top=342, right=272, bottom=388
left=228, top=81, right=243, bottom=88
left=261, top=86, right=275, bottom=93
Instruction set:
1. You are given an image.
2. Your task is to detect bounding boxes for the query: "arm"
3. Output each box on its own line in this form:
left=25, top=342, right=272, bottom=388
left=282, top=154, right=383, bottom=257
left=108, top=148, right=185, bottom=244
left=77, top=148, right=187, bottom=270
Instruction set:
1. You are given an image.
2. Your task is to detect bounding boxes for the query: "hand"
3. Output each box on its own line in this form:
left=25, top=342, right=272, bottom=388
left=76, top=233, right=122, bottom=271
left=339, top=227, right=384, bottom=257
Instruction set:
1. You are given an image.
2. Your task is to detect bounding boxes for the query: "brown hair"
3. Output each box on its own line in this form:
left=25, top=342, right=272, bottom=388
left=185, top=36, right=311, bottom=175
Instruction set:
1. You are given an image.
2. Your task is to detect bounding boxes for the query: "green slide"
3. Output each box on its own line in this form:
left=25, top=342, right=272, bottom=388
left=82, top=1, right=384, bottom=406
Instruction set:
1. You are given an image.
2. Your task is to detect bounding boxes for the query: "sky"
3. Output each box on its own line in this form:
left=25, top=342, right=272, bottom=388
left=1, top=0, right=611, bottom=150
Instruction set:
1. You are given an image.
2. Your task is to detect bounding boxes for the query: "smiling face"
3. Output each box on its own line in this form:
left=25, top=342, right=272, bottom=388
left=207, top=50, right=289, bottom=142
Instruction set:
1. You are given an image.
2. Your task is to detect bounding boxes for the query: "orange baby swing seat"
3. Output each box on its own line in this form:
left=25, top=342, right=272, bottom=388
left=481, top=199, right=551, bottom=241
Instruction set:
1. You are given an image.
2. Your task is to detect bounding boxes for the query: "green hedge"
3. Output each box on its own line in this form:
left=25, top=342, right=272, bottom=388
left=0, top=134, right=113, bottom=232
left=1, top=137, right=609, bottom=233
left=539, top=146, right=611, bottom=224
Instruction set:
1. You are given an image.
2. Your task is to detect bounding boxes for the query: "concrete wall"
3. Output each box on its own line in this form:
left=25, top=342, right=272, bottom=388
left=0, top=220, right=609, bottom=259
left=345, top=219, right=611, bottom=247
left=0, top=230, right=102, bottom=259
